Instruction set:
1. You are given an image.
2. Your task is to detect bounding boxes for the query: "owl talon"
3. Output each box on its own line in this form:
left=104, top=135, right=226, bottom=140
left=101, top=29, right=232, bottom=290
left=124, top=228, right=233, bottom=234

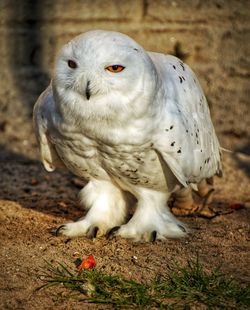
left=177, top=224, right=187, bottom=233
left=107, top=226, right=120, bottom=239
left=55, top=224, right=66, bottom=236
left=150, top=230, right=157, bottom=242
left=87, top=226, right=99, bottom=239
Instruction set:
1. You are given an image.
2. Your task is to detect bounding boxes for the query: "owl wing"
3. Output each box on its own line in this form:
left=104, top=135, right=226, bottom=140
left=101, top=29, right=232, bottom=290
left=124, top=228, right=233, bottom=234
left=33, top=84, right=64, bottom=171
left=148, top=53, right=222, bottom=187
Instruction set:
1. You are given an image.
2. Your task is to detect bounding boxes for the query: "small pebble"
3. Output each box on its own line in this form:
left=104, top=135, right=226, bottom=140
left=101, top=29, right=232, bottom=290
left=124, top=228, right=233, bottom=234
left=30, top=178, right=39, bottom=185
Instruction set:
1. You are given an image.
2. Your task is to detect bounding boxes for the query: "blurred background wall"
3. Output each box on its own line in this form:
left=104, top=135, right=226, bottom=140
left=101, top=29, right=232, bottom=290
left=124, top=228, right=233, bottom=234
left=0, top=0, right=249, bottom=160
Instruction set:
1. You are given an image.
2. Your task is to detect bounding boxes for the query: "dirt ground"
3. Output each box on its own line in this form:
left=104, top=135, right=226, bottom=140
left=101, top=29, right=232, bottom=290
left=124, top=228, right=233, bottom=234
left=0, top=112, right=249, bottom=309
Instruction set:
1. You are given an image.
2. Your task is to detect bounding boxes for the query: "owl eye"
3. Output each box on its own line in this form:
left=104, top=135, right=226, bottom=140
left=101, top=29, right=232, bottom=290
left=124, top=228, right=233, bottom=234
left=105, top=65, right=125, bottom=73
left=68, top=60, right=77, bottom=69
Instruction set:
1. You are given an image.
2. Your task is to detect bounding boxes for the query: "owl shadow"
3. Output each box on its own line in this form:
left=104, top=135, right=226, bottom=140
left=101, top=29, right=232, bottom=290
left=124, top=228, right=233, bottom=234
left=0, top=144, right=82, bottom=220
left=234, top=143, right=250, bottom=178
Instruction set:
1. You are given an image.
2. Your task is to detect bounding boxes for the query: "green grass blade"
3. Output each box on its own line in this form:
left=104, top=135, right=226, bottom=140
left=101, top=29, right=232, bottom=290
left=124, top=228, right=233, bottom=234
left=37, top=257, right=249, bottom=309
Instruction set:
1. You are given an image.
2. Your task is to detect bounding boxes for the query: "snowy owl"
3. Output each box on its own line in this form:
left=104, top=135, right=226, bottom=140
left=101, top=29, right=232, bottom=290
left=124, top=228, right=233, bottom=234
left=33, top=30, right=222, bottom=241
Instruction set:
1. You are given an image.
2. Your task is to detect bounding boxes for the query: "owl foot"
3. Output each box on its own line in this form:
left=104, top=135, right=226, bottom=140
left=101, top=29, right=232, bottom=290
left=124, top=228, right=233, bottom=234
left=194, top=188, right=217, bottom=218
left=107, top=190, right=187, bottom=242
left=172, top=179, right=216, bottom=218
left=171, top=186, right=196, bottom=216
left=108, top=227, right=159, bottom=242
left=56, top=222, right=102, bottom=239
left=107, top=226, right=120, bottom=239
left=55, top=215, right=126, bottom=238
left=107, top=217, right=187, bottom=242
left=55, top=180, right=127, bottom=238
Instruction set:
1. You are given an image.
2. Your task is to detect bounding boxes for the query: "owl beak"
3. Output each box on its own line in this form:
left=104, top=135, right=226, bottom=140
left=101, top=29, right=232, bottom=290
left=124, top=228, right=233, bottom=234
left=86, top=80, right=91, bottom=100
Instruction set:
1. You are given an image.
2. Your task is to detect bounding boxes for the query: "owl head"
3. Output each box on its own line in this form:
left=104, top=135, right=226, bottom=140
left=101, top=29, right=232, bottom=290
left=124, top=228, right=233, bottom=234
left=52, top=30, right=158, bottom=121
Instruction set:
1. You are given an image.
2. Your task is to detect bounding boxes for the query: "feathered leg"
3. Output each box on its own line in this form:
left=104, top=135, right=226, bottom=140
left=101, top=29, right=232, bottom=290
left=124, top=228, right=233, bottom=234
left=56, top=180, right=128, bottom=238
left=108, top=188, right=187, bottom=241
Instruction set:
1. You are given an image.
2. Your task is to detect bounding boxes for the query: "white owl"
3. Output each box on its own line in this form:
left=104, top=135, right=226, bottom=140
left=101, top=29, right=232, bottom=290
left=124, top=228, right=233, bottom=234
left=33, top=30, right=222, bottom=241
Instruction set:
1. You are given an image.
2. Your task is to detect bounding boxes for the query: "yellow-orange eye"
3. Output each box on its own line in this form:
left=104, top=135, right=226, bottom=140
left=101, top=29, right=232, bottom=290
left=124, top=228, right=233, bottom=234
left=105, top=65, right=125, bottom=73
left=68, top=60, right=77, bottom=69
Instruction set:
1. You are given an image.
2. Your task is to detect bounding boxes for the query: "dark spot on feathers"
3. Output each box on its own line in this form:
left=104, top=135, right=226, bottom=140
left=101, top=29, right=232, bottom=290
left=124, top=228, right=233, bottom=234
left=179, top=76, right=183, bottom=83
left=197, top=140, right=199, bottom=144
left=177, top=149, right=181, bottom=154
left=200, top=166, right=202, bottom=170
left=179, top=61, right=185, bottom=71
left=182, top=76, right=185, bottom=81
left=186, top=130, right=189, bottom=133
left=204, top=158, right=210, bottom=164
left=127, top=168, right=138, bottom=173
left=165, top=128, right=169, bottom=132
left=130, top=176, right=139, bottom=180
left=171, top=141, right=175, bottom=146
left=173, top=65, right=176, bottom=69
left=170, top=125, right=174, bottom=130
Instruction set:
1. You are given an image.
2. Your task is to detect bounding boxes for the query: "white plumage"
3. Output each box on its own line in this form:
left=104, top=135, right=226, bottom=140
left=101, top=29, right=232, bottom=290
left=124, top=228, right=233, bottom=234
left=33, top=30, right=221, bottom=241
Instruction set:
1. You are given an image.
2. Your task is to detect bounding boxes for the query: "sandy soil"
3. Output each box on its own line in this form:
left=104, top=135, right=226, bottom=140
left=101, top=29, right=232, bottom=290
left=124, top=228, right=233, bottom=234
left=0, top=122, right=249, bottom=309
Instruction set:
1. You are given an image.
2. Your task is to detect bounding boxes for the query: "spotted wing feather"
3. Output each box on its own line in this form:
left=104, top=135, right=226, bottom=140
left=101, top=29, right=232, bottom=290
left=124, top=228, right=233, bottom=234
left=149, top=53, right=221, bottom=187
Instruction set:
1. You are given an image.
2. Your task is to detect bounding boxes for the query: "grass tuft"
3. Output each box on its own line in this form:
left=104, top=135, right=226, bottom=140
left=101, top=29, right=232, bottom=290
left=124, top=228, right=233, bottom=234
left=37, top=257, right=250, bottom=309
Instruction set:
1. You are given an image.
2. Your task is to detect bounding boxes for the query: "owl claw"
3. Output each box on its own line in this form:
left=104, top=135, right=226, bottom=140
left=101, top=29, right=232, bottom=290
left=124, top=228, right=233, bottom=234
left=177, top=224, right=187, bottom=233
left=150, top=230, right=157, bottom=242
left=55, top=224, right=66, bottom=236
left=87, top=226, right=99, bottom=239
left=107, top=226, right=120, bottom=239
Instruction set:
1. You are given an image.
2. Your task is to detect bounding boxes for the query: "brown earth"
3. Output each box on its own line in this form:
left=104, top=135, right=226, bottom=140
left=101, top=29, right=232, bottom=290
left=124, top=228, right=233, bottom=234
left=0, top=120, right=249, bottom=309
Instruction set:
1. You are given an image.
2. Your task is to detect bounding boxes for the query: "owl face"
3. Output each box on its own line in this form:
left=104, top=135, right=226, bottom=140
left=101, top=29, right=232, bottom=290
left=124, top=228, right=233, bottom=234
left=53, top=30, right=157, bottom=119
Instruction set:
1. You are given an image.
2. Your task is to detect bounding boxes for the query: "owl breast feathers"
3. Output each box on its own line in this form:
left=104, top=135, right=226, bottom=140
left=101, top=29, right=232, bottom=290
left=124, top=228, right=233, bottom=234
left=33, top=30, right=222, bottom=241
